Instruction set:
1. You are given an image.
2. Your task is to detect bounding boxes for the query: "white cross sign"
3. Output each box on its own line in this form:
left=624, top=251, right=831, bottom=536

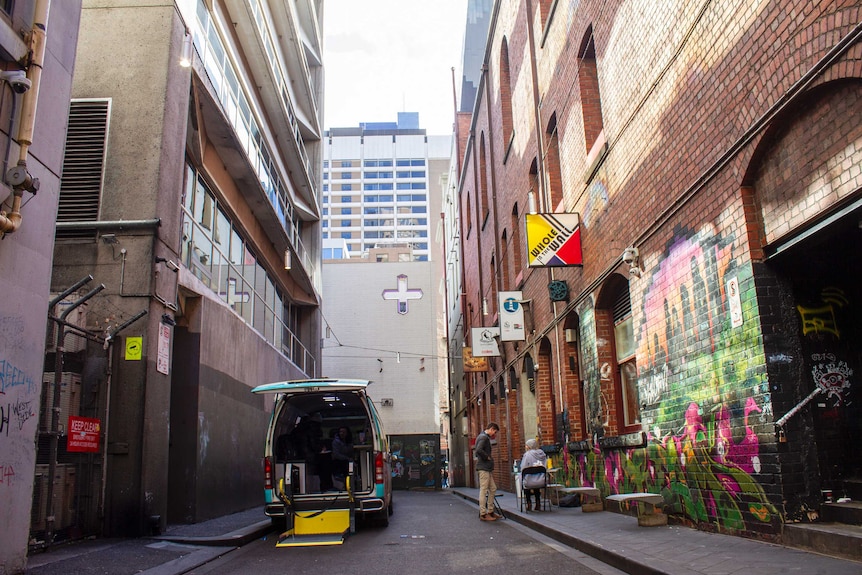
left=382, top=274, right=423, bottom=314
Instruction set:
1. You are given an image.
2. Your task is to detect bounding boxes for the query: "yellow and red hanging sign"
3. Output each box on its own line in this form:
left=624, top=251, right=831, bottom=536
left=525, top=213, right=583, bottom=267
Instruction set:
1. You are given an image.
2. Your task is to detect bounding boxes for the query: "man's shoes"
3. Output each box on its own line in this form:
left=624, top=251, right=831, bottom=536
left=480, top=514, right=498, bottom=521
left=525, top=502, right=532, bottom=511
left=492, top=512, right=503, bottom=519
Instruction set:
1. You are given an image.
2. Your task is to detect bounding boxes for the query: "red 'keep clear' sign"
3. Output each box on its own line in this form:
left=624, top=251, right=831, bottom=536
left=67, top=416, right=100, bottom=453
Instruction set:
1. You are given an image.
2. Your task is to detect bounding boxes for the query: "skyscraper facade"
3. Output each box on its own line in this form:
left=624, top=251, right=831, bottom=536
left=322, top=114, right=450, bottom=261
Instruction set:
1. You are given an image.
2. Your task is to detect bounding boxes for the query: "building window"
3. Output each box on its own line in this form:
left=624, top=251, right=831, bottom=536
left=546, top=113, right=563, bottom=210
left=597, top=274, right=640, bottom=433
left=511, top=203, right=522, bottom=279
left=579, top=27, right=604, bottom=152
left=480, top=132, right=490, bottom=228
left=180, top=164, right=310, bottom=367
left=500, top=36, right=514, bottom=158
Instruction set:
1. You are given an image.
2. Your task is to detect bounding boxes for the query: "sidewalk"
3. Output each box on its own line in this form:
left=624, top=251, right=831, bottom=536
left=24, top=508, right=272, bottom=575
left=452, top=487, right=861, bottom=575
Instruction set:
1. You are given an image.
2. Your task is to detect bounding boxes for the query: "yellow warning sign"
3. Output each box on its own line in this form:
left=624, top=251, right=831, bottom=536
left=125, top=336, right=143, bottom=361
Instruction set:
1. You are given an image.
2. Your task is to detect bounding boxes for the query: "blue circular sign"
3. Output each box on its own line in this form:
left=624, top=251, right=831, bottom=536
left=502, top=297, right=520, bottom=313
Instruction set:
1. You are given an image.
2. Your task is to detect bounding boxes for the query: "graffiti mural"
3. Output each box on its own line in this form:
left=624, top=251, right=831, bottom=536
left=568, top=225, right=780, bottom=535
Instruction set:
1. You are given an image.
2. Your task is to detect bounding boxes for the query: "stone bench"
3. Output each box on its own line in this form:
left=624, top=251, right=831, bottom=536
left=557, top=486, right=603, bottom=512
left=605, top=493, right=667, bottom=526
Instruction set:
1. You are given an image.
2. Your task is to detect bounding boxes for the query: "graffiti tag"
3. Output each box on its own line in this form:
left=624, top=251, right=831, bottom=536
left=797, top=287, right=848, bottom=338
left=0, top=398, right=34, bottom=435
left=811, top=360, right=852, bottom=403
left=0, top=358, right=37, bottom=395
left=0, top=464, right=14, bottom=486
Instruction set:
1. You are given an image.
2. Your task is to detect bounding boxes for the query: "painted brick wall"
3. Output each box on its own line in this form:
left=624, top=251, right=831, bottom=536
left=457, top=0, right=861, bottom=538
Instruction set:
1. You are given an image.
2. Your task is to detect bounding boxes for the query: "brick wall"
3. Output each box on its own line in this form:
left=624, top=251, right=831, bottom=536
left=456, top=0, right=861, bottom=539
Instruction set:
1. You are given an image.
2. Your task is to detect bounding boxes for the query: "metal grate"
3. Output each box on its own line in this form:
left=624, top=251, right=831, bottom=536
left=57, top=99, right=110, bottom=238
left=612, top=285, right=632, bottom=324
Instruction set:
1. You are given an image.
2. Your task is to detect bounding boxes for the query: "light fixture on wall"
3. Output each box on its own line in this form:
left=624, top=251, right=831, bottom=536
left=527, top=191, right=537, bottom=214
left=482, top=297, right=489, bottom=316
left=284, top=250, right=292, bottom=270
left=179, top=33, right=193, bottom=68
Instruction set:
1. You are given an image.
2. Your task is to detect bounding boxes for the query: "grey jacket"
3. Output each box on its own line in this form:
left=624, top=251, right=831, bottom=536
left=474, top=431, right=494, bottom=472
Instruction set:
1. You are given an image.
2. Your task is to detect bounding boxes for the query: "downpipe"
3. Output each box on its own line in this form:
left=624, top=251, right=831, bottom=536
left=0, top=0, right=49, bottom=236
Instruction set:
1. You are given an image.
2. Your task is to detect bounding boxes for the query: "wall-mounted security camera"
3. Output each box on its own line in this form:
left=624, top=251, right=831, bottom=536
left=621, top=246, right=639, bottom=265
left=155, top=256, right=180, bottom=273
left=0, top=71, right=31, bottom=94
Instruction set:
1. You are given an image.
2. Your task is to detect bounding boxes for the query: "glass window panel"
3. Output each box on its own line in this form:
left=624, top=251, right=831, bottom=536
left=214, top=207, right=230, bottom=249
left=253, top=294, right=266, bottom=333
left=183, top=165, right=195, bottom=211
left=255, top=260, right=267, bottom=296
left=181, top=217, right=192, bottom=267
left=192, top=179, right=206, bottom=224
left=242, top=246, right=256, bottom=283
left=191, top=227, right=213, bottom=287
left=614, top=316, right=635, bottom=361
left=273, top=291, right=284, bottom=349
left=621, top=359, right=640, bottom=425
left=234, top=277, right=254, bottom=325
left=230, top=230, right=243, bottom=265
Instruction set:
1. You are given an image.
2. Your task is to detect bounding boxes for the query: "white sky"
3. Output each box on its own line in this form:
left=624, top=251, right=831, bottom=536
left=322, top=0, right=468, bottom=135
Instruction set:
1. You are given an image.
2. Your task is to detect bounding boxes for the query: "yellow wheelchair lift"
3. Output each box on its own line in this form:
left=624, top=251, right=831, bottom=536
left=275, top=463, right=355, bottom=547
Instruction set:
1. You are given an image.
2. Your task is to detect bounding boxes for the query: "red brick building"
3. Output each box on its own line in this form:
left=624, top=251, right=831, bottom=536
left=451, top=0, right=862, bottom=545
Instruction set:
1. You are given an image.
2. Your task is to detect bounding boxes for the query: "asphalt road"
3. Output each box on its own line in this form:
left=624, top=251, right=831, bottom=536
left=186, top=490, right=624, bottom=575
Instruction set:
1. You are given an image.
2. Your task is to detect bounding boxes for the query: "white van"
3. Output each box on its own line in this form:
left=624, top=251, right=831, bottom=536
left=252, top=379, right=393, bottom=542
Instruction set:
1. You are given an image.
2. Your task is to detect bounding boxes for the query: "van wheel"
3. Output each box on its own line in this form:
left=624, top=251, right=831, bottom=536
left=388, top=500, right=394, bottom=516
left=375, top=509, right=390, bottom=527
left=271, top=516, right=287, bottom=532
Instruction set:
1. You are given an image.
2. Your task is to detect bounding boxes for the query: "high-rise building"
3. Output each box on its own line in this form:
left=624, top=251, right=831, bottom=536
left=321, top=113, right=450, bottom=261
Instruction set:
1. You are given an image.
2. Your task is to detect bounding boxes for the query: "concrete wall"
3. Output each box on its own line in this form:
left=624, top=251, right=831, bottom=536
left=0, top=1, right=82, bottom=571
left=323, top=260, right=442, bottom=435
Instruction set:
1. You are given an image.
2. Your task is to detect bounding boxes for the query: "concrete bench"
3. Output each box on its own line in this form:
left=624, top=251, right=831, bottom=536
left=557, top=487, right=603, bottom=512
left=605, top=493, right=666, bottom=526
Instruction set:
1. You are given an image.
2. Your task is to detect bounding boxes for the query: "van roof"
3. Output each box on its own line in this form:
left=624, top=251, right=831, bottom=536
left=251, top=378, right=371, bottom=394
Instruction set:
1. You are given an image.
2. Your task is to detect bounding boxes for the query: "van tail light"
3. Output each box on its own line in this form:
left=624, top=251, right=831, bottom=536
left=264, top=457, right=273, bottom=490
left=375, top=452, right=385, bottom=484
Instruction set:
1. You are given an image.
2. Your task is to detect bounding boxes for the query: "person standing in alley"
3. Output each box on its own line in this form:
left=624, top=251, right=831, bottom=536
left=474, top=422, right=500, bottom=521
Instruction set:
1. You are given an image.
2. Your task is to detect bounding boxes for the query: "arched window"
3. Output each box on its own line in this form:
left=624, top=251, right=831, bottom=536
left=479, top=132, right=490, bottom=228
left=500, top=37, right=514, bottom=159
left=511, top=203, right=523, bottom=281
left=578, top=27, right=604, bottom=152
left=465, top=191, right=472, bottom=238
left=539, top=0, right=555, bottom=27
left=596, top=275, right=641, bottom=434
left=500, top=228, right=510, bottom=291
left=546, top=113, right=563, bottom=210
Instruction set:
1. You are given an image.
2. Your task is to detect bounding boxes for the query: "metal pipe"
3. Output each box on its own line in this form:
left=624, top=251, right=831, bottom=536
left=0, top=0, right=49, bottom=235
left=16, top=0, right=49, bottom=163
left=45, top=282, right=104, bottom=547
left=48, top=275, right=93, bottom=308
left=55, top=219, right=162, bottom=231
